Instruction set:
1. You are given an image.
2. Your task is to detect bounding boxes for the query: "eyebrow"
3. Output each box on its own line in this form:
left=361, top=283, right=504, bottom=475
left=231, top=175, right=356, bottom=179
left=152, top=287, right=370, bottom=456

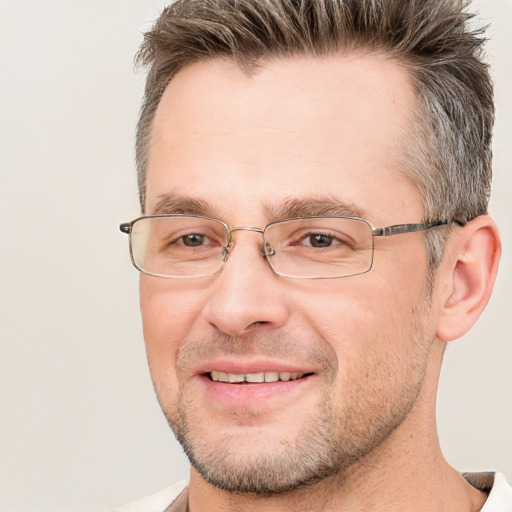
left=151, top=193, right=215, bottom=216
left=264, top=197, right=368, bottom=221
left=151, top=193, right=368, bottom=222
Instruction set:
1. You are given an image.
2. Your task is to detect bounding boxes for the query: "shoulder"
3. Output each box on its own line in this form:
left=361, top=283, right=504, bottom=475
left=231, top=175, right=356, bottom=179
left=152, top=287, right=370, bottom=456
left=108, top=480, right=188, bottom=512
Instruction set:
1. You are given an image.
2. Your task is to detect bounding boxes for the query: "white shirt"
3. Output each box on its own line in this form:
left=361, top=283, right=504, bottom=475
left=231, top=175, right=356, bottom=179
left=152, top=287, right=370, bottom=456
left=466, top=473, right=512, bottom=512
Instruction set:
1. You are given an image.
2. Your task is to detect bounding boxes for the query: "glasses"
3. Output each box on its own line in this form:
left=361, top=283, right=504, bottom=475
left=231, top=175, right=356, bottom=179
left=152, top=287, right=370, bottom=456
left=120, top=215, right=451, bottom=279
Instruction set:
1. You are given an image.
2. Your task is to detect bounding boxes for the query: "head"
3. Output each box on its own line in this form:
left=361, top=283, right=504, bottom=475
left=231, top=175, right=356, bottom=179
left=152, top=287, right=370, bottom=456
left=135, top=0, right=495, bottom=268
left=130, top=0, right=500, bottom=498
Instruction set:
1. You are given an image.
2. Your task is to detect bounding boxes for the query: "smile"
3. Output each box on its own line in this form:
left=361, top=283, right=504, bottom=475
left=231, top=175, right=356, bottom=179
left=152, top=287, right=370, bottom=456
left=208, top=371, right=311, bottom=383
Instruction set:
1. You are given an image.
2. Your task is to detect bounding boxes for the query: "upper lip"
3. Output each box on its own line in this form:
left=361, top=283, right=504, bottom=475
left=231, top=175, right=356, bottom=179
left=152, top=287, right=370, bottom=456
left=194, top=358, right=315, bottom=376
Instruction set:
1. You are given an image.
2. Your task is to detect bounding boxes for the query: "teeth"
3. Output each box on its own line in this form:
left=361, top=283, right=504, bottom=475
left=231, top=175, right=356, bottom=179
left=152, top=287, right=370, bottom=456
left=246, top=372, right=265, bottom=383
left=264, top=371, right=279, bottom=382
left=209, top=371, right=304, bottom=383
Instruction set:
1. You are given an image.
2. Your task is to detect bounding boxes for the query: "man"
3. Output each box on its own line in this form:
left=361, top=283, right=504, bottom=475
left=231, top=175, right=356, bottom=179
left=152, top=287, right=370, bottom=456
left=118, top=0, right=509, bottom=510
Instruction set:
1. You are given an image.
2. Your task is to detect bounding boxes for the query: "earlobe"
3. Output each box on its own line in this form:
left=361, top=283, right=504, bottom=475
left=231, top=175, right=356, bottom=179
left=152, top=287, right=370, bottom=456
left=435, top=216, right=501, bottom=342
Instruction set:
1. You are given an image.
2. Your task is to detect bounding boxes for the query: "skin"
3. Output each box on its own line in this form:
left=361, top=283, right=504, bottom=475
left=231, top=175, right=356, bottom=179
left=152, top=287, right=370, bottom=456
left=140, top=54, right=500, bottom=511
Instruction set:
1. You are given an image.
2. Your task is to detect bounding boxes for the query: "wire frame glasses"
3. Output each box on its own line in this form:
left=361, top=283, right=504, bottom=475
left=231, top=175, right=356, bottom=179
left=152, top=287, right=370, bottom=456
left=120, top=215, right=449, bottom=279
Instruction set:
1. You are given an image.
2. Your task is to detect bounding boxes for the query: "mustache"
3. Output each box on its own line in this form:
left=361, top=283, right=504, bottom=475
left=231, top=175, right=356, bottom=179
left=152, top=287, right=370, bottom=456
left=176, top=332, right=337, bottom=374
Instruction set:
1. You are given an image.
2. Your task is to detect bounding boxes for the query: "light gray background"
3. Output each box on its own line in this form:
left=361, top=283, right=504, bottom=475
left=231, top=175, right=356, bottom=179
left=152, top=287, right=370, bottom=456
left=0, top=1, right=510, bottom=511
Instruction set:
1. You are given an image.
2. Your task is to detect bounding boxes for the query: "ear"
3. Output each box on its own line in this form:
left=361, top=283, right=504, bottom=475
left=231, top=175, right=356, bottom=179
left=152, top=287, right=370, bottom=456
left=435, top=215, right=501, bottom=342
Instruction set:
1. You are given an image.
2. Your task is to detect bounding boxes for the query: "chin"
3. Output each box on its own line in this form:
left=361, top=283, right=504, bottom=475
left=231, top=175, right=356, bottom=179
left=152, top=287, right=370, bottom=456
left=168, top=404, right=382, bottom=495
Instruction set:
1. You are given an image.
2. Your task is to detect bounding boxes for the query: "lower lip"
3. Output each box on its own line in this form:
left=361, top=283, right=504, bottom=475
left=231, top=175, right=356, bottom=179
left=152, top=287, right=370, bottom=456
left=200, top=375, right=313, bottom=406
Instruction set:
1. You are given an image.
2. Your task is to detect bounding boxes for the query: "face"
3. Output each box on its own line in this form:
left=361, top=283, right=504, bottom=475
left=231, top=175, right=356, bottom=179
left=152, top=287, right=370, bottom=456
left=140, top=55, right=438, bottom=494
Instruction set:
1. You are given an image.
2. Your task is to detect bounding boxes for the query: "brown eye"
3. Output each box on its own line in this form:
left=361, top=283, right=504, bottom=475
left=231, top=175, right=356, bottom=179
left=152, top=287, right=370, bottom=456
left=307, top=234, right=336, bottom=248
left=182, top=233, right=206, bottom=246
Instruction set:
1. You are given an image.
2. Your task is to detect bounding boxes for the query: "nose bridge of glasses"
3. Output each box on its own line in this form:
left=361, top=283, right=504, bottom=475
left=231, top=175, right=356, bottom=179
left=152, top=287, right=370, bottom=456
left=222, top=226, right=268, bottom=262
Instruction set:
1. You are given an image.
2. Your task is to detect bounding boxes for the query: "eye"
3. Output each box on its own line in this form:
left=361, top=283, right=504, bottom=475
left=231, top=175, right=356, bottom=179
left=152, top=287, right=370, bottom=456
left=181, top=233, right=208, bottom=247
left=305, top=233, right=338, bottom=248
left=301, top=233, right=343, bottom=248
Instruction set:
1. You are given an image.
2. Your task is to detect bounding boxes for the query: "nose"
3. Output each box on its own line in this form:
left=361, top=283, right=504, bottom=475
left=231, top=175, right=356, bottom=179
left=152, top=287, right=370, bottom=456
left=203, top=231, right=290, bottom=336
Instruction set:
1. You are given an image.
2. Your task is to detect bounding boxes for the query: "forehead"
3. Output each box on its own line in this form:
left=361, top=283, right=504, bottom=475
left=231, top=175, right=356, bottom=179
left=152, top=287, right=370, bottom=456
left=146, top=54, right=422, bottom=224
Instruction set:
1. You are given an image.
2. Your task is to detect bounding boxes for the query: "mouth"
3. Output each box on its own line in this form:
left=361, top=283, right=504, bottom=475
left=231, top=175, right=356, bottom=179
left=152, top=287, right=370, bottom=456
left=206, top=371, right=314, bottom=383
left=199, top=364, right=317, bottom=406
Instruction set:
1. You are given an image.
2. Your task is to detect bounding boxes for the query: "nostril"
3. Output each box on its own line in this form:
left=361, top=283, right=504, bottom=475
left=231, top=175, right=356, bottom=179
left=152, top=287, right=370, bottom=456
left=249, top=321, right=270, bottom=328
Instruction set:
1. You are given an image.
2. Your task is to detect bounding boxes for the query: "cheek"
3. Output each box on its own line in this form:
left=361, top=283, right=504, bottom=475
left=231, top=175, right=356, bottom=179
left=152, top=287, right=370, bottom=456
left=139, top=277, right=207, bottom=379
left=300, top=283, right=432, bottom=433
left=296, top=270, right=428, bottom=375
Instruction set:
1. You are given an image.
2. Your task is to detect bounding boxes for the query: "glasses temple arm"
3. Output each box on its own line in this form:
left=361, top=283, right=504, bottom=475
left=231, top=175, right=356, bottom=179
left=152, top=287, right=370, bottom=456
left=372, top=219, right=467, bottom=237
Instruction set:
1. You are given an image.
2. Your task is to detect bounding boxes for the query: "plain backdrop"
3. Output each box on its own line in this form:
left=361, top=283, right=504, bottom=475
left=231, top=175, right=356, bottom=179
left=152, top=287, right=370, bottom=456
left=0, top=1, right=510, bottom=511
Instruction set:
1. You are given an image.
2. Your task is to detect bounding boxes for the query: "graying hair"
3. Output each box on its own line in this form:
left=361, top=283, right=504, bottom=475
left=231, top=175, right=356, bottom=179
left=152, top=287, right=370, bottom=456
left=135, top=0, right=494, bottom=267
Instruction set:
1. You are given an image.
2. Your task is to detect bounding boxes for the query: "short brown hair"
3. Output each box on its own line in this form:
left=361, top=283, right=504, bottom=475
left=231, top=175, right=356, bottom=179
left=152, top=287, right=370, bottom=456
left=135, top=0, right=494, bottom=266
